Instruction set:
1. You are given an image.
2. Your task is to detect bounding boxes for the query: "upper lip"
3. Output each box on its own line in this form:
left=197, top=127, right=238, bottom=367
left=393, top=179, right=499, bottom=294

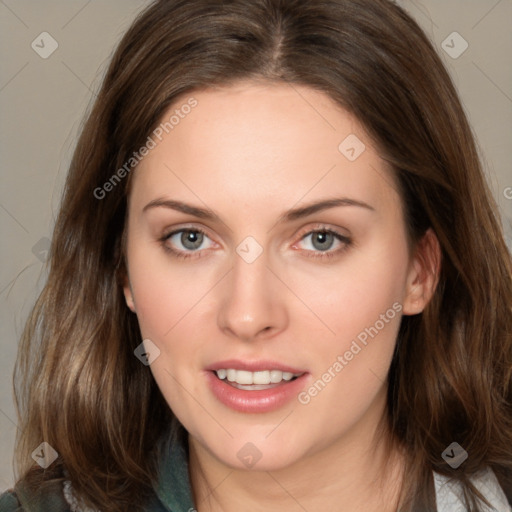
left=205, top=359, right=306, bottom=374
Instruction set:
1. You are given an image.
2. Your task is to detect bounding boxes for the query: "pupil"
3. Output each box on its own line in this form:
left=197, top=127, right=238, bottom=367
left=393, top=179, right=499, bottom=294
left=182, top=231, right=203, bottom=250
left=312, top=232, right=333, bottom=251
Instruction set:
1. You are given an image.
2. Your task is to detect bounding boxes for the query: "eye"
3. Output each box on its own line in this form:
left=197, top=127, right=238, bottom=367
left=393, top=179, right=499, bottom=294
left=162, top=228, right=215, bottom=256
left=294, top=228, right=351, bottom=258
left=302, top=231, right=337, bottom=251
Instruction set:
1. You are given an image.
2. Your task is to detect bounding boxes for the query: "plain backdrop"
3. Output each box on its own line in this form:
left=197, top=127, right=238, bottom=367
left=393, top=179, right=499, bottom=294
left=1, top=0, right=511, bottom=491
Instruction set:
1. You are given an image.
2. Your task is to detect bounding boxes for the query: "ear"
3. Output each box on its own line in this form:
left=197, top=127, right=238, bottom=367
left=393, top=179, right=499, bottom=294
left=402, top=228, right=441, bottom=315
left=122, top=275, right=137, bottom=313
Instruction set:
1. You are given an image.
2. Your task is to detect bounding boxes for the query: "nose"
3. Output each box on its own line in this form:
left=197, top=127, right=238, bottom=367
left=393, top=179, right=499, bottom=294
left=217, top=250, right=288, bottom=342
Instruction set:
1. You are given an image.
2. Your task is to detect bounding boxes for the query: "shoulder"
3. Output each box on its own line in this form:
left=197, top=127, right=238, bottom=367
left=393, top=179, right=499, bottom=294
left=0, top=490, right=23, bottom=511
left=0, top=480, right=70, bottom=512
left=434, top=468, right=512, bottom=512
left=1, top=480, right=171, bottom=512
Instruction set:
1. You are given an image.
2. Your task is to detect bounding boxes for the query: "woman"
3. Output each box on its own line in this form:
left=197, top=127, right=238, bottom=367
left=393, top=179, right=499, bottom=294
left=1, top=0, right=511, bottom=510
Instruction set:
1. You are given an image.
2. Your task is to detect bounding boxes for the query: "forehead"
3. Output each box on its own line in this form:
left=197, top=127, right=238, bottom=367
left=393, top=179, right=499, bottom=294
left=130, top=81, right=400, bottom=216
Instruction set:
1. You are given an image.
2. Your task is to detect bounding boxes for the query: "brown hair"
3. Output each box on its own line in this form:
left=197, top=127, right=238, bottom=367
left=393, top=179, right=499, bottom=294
left=13, top=0, right=512, bottom=510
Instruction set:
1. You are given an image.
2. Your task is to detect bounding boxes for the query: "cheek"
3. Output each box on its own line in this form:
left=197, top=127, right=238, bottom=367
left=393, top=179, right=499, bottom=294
left=293, top=233, right=408, bottom=346
left=126, top=249, right=212, bottom=417
left=127, top=241, right=215, bottom=341
left=290, top=272, right=404, bottom=447
left=289, top=229, right=408, bottom=411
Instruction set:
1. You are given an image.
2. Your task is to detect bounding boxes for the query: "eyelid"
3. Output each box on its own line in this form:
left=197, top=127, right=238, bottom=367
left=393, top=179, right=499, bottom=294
left=159, top=223, right=351, bottom=260
left=291, top=223, right=352, bottom=257
left=161, top=223, right=215, bottom=241
left=159, top=224, right=220, bottom=259
left=293, top=223, right=351, bottom=243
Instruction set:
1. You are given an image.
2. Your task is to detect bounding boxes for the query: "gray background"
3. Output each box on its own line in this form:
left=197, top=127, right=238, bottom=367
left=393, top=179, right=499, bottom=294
left=1, top=0, right=511, bottom=490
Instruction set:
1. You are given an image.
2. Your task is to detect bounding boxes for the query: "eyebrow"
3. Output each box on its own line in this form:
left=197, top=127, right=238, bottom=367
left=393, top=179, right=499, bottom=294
left=143, top=198, right=220, bottom=220
left=280, top=198, right=375, bottom=222
left=142, top=197, right=375, bottom=222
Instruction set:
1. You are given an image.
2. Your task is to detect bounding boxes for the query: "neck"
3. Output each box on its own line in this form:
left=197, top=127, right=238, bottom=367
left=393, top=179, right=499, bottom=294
left=188, top=392, right=405, bottom=512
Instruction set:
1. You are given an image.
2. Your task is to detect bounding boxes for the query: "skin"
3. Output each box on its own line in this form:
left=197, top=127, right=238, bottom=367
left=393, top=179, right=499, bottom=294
left=123, top=81, right=440, bottom=512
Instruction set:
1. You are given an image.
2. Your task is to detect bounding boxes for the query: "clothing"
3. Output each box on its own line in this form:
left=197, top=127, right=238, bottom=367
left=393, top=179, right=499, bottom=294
left=0, top=434, right=192, bottom=512
left=1, top=436, right=510, bottom=511
left=434, top=470, right=510, bottom=512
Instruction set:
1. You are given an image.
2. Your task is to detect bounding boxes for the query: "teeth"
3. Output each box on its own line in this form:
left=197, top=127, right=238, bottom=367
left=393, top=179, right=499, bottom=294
left=253, top=370, right=270, bottom=385
left=215, top=369, right=301, bottom=385
left=236, top=370, right=253, bottom=385
left=270, top=370, right=282, bottom=383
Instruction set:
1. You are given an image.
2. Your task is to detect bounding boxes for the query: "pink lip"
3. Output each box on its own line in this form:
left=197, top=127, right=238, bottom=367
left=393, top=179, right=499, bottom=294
left=204, top=360, right=309, bottom=414
left=205, top=359, right=305, bottom=374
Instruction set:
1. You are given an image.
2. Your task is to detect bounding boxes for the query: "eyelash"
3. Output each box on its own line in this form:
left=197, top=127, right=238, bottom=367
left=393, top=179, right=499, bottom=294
left=295, top=226, right=352, bottom=260
left=159, top=227, right=213, bottom=260
left=159, top=225, right=352, bottom=261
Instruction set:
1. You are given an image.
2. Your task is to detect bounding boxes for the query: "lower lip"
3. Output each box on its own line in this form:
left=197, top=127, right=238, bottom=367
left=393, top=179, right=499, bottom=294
left=205, top=371, right=309, bottom=413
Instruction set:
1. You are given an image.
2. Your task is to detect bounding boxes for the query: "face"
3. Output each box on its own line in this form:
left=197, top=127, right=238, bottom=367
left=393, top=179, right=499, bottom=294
left=123, top=81, right=435, bottom=471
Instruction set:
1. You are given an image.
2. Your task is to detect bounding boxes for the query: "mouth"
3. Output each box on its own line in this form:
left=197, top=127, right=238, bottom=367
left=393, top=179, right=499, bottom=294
left=205, top=360, right=309, bottom=413
left=213, top=368, right=303, bottom=390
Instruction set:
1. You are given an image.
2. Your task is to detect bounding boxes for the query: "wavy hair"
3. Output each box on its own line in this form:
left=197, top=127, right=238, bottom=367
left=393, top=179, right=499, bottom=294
left=13, top=0, right=512, bottom=510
